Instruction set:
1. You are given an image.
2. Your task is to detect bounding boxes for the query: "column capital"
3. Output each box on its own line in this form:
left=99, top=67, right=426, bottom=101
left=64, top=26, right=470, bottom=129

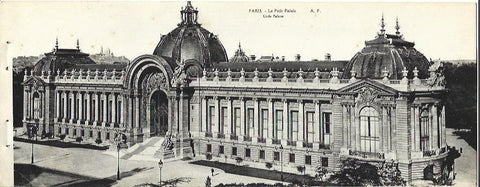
left=225, top=96, right=231, bottom=101
left=266, top=98, right=273, bottom=102
left=212, top=96, right=219, bottom=100
left=239, top=96, right=245, bottom=101
left=297, top=99, right=303, bottom=103
left=281, top=98, right=288, bottom=103
left=252, top=97, right=258, bottom=101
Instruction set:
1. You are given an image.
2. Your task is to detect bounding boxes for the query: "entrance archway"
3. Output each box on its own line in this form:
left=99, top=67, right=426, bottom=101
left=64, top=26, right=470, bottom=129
left=150, top=90, right=168, bottom=136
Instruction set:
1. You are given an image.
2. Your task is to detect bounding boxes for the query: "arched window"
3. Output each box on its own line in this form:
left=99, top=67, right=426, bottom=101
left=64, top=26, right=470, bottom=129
left=359, top=106, right=380, bottom=153
left=420, top=110, right=430, bottom=151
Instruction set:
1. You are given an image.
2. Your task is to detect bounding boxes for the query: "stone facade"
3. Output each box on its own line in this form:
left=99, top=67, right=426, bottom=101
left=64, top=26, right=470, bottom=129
left=21, top=1, right=451, bottom=183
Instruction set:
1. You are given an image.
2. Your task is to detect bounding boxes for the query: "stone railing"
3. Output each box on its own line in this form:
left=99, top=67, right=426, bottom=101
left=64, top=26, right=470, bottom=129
left=272, top=138, right=281, bottom=145
left=287, top=140, right=296, bottom=146
left=349, top=150, right=385, bottom=160
left=257, top=137, right=266, bottom=143
left=190, top=67, right=445, bottom=92
left=205, top=132, right=213, bottom=138
left=230, top=134, right=238, bottom=140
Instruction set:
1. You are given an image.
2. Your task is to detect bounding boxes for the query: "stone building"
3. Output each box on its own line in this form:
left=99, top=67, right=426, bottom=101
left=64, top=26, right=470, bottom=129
left=22, top=1, right=451, bottom=183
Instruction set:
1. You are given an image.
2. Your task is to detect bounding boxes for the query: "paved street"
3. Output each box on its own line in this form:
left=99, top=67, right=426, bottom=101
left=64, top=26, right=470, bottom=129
left=446, top=128, right=477, bottom=187
left=14, top=141, right=281, bottom=186
left=14, top=128, right=476, bottom=186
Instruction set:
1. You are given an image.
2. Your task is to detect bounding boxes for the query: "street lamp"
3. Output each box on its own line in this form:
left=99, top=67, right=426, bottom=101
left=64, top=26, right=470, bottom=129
left=117, top=143, right=121, bottom=180
left=116, top=132, right=126, bottom=180
left=158, top=159, right=163, bottom=186
left=279, top=145, right=283, bottom=181
left=30, top=124, right=37, bottom=164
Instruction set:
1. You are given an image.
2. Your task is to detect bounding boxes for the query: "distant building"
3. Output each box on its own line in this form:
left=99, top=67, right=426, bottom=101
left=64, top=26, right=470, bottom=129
left=90, top=47, right=130, bottom=64
left=22, top=2, right=452, bottom=183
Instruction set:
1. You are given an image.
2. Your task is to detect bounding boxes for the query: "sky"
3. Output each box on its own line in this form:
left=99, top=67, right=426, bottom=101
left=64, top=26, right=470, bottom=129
left=0, top=1, right=477, bottom=62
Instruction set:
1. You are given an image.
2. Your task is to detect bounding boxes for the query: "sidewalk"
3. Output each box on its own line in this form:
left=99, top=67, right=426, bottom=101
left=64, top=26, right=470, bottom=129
left=446, top=128, right=477, bottom=186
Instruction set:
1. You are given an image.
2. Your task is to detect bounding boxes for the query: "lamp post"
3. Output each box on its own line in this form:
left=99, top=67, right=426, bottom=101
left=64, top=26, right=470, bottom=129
left=30, top=124, right=37, bottom=164
left=158, top=159, right=163, bottom=186
left=279, top=145, right=283, bottom=181
left=117, top=143, right=121, bottom=180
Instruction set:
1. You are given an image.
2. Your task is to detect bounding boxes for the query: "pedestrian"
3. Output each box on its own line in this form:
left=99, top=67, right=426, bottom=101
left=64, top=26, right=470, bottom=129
left=460, top=147, right=463, bottom=153
left=211, top=168, right=214, bottom=176
left=206, top=176, right=211, bottom=187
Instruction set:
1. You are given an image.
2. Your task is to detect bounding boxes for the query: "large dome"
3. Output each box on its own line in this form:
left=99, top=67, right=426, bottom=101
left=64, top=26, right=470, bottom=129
left=153, top=1, right=228, bottom=71
left=342, top=17, right=432, bottom=79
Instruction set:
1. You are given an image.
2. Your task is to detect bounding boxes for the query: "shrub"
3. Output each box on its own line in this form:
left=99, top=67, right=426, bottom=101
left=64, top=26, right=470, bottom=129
left=45, top=132, right=53, bottom=139
left=297, top=165, right=306, bottom=175
left=75, top=137, right=83, bottom=143
left=59, top=134, right=66, bottom=141
left=316, top=166, right=328, bottom=181
left=95, top=138, right=102, bottom=144
left=206, top=153, right=212, bottom=160
left=265, top=162, right=273, bottom=170
left=235, top=157, right=243, bottom=165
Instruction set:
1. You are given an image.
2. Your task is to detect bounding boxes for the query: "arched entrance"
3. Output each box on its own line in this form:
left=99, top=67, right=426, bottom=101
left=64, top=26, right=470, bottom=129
left=150, top=90, right=168, bottom=136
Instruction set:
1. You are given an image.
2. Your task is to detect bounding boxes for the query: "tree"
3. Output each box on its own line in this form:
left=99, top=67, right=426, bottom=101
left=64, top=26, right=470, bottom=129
left=265, top=162, right=273, bottom=170
left=59, top=134, right=66, bottom=141
left=297, top=165, right=306, bottom=175
left=315, top=166, right=328, bottom=181
left=235, top=157, right=243, bottom=165
left=327, top=158, right=405, bottom=186
left=75, top=137, right=83, bottom=143
left=206, top=153, right=212, bottom=161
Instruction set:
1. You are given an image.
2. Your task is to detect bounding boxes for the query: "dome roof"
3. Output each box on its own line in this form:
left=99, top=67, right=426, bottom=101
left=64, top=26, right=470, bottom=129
left=153, top=1, right=228, bottom=70
left=33, top=39, right=96, bottom=75
left=229, top=42, right=250, bottom=63
left=342, top=17, right=432, bottom=79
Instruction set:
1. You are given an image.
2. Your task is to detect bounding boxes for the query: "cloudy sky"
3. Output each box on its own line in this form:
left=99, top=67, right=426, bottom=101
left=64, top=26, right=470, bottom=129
left=0, top=1, right=476, bottom=62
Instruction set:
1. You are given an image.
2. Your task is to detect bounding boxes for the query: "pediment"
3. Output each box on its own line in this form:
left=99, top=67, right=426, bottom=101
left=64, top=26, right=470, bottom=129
left=337, top=79, right=398, bottom=96
left=23, top=76, right=46, bottom=86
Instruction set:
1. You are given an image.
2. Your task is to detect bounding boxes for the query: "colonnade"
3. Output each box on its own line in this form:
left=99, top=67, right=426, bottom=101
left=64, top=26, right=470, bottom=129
left=55, top=90, right=123, bottom=127
left=200, top=96, right=331, bottom=147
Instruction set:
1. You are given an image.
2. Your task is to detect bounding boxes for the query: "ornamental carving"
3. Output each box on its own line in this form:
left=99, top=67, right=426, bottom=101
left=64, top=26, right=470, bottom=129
left=358, top=87, right=378, bottom=105
left=142, top=72, right=168, bottom=94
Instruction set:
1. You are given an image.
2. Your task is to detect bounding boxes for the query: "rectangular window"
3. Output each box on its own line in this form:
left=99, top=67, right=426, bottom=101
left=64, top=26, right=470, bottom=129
left=73, top=129, right=77, bottom=136
left=109, top=100, right=113, bottom=123
left=260, top=109, right=268, bottom=138
left=232, top=147, right=237, bottom=156
left=89, top=130, right=93, bottom=138
left=273, top=151, right=280, bottom=161
left=106, top=132, right=110, bottom=140
left=67, top=99, right=71, bottom=119
left=60, top=98, right=64, bottom=119
left=290, top=111, right=298, bottom=140
left=99, top=100, right=104, bottom=122
left=245, top=148, right=251, bottom=158
left=208, top=106, right=215, bottom=132
left=321, top=157, right=328, bottom=167
left=219, top=145, right=224, bottom=154
left=81, top=129, right=85, bottom=137
left=323, top=113, right=331, bottom=134
left=233, top=108, right=241, bottom=136
left=259, top=150, right=265, bottom=159
left=247, top=108, right=254, bottom=136
left=306, top=112, right=314, bottom=143
left=66, top=128, right=69, bottom=135
left=220, top=107, right=227, bottom=134
left=289, top=153, right=295, bottom=163
left=275, top=110, right=283, bottom=139
left=207, top=144, right=212, bottom=153
left=305, top=155, right=312, bottom=165
left=97, top=131, right=101, bottom=139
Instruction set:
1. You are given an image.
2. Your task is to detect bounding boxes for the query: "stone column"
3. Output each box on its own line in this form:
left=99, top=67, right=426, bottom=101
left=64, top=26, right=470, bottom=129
left=240, top=97, right=246, bottom=140
left=350, top=104, right=356, bottom=150
left=314, top=101, right=321, bottom=144
left=383, top=105, right=389, bottom=151
left=297, top=99, right=304, bottom=146
left=441, top=105, right=446, bottom=147
left=179, top=91, right=184, bottom=158
left=94, top=93, right=99, bottom=126
left=410, top=105, right=416, bottom=151
left=63, top=92, right=67, bottom=122
left=102, top=93, right=107, bottom=127
left=86, top=92, right=90, bottom=123
left=225, top=97, right=232, bottom=139
left=70, top=92, right=75, bottom=123
left=23, top=89, right=28, bottom=120
left=112, top=93, right=116, bottom=125
left=213, top=96, right=219, bottom=135
left=267, top=98, right=273, bottom=142
left=391, top=106, right=397, bottom=151
left=282, top=99, right=288, bottom=144
left=167, top=96, right=173, bottom=132
left=253, top=98, right=259, bottom=141
left=201, top=96, right=207, bottom=133
left=432, top=104, right=439, bottom=149
left=134, top=94, right=140, bottom=129
left=79, top=92, right=83, bottom=123
left=414, top=105, right=420, bottom=151
left=56, top=91, right=60, bottom=121
left=341, top=104, right=347, bottom=148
